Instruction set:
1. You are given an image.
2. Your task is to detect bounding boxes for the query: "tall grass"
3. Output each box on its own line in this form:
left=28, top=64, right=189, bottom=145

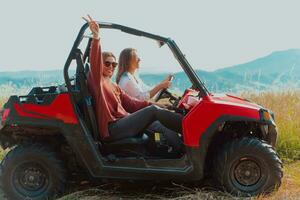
left=0, top=97, right=7, bottom=107
left=0, top=84, right=29, bottom=98
left=242, top=91, right=300, bottom=162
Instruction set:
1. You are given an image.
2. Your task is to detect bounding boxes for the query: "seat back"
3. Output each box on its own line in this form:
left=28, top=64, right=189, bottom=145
left=73, top=49, right=100, bottom=142
left=84, top=62, right=90, bottom=75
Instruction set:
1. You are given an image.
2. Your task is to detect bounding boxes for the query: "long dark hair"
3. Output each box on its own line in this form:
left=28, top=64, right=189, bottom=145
left=116, top=48, right=136, bottom=84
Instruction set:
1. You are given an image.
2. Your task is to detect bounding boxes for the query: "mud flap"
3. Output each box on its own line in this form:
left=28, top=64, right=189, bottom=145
left=267, top=124, right=278, bottom=147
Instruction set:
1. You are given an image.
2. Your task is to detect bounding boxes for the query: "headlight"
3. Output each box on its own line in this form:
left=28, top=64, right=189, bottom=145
left=259, top=109, right=274, bottom=123
left=262, top=110, right=271, bottom=121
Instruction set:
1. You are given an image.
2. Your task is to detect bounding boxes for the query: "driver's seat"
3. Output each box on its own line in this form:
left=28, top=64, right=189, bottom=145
left=102, top=133, right=149, bottom=154
left=81, top=61, right=150, bottom=153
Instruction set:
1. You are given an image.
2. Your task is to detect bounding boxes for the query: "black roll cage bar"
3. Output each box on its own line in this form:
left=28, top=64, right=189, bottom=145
left=63, top=22, right=209, bottom=97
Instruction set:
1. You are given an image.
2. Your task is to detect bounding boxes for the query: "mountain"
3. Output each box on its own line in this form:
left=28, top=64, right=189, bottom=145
left=141, top=49, right=300, bottom=92
left=1, top=49, right=300, bottom=94
left=0, top=70, right=65, bottom=88
left=212, top=49, right=300, bottom=91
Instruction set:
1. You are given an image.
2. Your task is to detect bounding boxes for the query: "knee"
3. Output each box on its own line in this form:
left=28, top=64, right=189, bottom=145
left=146, top=105, right=161, bottom=116
left=148, top=104, right=160, bottom=111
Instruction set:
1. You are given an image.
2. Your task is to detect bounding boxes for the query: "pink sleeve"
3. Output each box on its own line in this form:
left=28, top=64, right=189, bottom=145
left=119, top=87, right=151, bottom=113
left=89, top=38, right=103, bottom=85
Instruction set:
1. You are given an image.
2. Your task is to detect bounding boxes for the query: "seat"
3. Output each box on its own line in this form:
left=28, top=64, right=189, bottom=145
left=84, top=62, right=90, bottom=75
left=74, top=49, right=100, bottom=141
left=102, top=134, right=149, bottom=156
left=104, top=133, right=149, bottom=146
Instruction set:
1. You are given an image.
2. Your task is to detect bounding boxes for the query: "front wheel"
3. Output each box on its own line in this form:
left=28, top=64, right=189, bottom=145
left=0, top=144, right=66, bottom=200
left=213, top=137, right=283, bottom=197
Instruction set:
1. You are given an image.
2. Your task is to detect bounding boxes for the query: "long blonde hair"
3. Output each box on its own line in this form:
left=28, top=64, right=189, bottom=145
left=116, top=48, right=136, bottom=84
left=102, top=51, right=116, bottom=62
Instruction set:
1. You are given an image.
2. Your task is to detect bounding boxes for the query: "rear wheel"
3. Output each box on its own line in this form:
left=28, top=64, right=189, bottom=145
left=213, top=137, right=283, bottom=197
left=0, top=144, right=66, bottom=200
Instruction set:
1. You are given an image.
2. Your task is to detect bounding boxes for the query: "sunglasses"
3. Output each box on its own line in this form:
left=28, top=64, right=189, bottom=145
left=104, top=61, right=118, bottom=68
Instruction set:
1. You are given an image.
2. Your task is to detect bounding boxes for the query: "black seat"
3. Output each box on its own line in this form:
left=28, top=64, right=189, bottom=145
left=74, top=49, right=100, bottom=141
left=84, top=62, right=90, bottom=75
left=102, top=134, right=149, bottom=155
left=104, top=133, right=149, bottom=146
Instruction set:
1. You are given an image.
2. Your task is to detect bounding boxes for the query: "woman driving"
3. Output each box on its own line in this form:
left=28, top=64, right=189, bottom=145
left=83, top=15, right=183, bottom=151
left=116, top=48, right=172, bottom=100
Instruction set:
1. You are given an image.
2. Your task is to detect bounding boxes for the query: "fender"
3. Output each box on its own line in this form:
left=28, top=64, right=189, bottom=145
left=182, top=95, right=262, bottom=147
left=195, top=114, right=278, bottom=177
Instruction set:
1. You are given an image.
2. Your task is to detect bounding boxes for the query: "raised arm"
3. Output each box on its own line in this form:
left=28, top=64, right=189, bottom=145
left=89, top=38, right=103, bottom=84
left=83, top=15, right=103, bottom=84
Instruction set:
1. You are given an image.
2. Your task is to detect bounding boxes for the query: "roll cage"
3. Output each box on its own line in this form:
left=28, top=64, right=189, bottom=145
left=63, top=22, right=209, bottom=97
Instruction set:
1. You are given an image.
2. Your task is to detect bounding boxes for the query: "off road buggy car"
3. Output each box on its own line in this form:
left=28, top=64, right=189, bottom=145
left=0, top=22, right=283, bottom=200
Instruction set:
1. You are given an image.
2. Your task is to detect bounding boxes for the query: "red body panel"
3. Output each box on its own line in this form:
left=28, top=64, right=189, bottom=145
left=14, top=94, right=78, bottom=124
left=1, top=109, right=10, bottom=123
left=182, top=93, right=261, bottom=147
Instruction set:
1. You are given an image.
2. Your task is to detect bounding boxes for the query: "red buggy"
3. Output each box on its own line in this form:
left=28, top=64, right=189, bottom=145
left=0, top=22, right=282, bottom=200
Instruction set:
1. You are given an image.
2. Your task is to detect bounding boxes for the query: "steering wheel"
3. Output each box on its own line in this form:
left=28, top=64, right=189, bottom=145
left=154, top=75, right=180, bottom=108
left=155, top=75, right=173, bottom=102
left=155, top=88, right=173, bottom=102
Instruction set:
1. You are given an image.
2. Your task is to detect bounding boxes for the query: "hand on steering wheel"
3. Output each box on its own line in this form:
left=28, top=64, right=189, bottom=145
left=161, top=75, right=173, bottom=89
left=154, top=75, right=179, bottom=104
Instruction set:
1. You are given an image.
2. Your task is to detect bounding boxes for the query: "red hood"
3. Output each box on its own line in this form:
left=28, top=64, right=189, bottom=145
left=206, top=93, right=262, bottom=110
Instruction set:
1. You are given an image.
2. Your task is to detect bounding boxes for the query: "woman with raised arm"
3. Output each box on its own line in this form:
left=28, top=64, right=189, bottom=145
left=117, top=48, right=172, bottom=100
left=83, top=15, right=183, bottom=151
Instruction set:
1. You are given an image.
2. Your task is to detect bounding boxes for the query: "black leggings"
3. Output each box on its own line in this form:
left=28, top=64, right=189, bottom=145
left=108, top=105, right=183, bottom=150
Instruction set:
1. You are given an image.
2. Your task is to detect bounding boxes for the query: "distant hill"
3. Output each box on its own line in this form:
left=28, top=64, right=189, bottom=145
left=1, top=49, right=300, bottom=94
left=0, top=70, right=65, bottom=88
left=142, top=49, right=300, bottom=92
left=211, top=49, right=300, bottom=91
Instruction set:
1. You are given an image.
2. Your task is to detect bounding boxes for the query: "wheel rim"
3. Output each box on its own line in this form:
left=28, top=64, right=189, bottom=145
left=234, top=159, right=261, bottom=186
left=229, top=156, right=267, bottom=194
left=12, top=162, right=50, bottom=198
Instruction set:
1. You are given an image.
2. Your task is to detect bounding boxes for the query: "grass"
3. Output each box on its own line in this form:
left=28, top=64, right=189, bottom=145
left=57, top=162, right=300, bottom=200
left=0, top=91, right=299, bottom=199
left=242, top=91, right=300, bottom=162
left=0, top=84, right=29, bottom=98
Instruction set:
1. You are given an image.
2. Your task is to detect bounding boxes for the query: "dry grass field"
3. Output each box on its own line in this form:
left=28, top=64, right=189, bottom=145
left=57, top=162, right=300, bottom=200
left=0, top=91, right=299, bottom=200
left=242, top=91, right=300, bottom=162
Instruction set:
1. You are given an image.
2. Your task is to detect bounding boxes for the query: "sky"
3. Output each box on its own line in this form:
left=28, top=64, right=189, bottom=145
left=0, top=0, right=300, bottom=73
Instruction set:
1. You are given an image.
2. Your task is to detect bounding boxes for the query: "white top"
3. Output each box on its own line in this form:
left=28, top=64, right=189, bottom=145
left=118, top=72, right=152, bottom=100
